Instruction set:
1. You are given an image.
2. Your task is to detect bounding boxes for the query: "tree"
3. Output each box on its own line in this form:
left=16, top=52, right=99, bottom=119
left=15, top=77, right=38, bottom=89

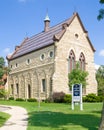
left=68, top=62, right=88, bottom=89
left=98, top=0, right=104, bottom=20
left=0, top=57, right=10, bottom=85
left=0, top=57, right=5, bottom=84
left=96, top=65, right=104, bottom=96
left=0, top=57, right=5, bottom=68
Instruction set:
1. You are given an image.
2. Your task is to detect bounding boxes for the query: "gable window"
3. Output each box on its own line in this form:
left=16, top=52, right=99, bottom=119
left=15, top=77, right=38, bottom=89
left=42, top=79, right=46, bottom=92
left=79, top=52, right=85, bottom=70
left=75, top=33, right=79, bottom=39
left=68, top=50, right=75, bottom=72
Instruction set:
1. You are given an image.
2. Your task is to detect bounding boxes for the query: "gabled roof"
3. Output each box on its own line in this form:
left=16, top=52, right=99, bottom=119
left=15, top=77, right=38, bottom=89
left=7, top=12, right=95, bottom=60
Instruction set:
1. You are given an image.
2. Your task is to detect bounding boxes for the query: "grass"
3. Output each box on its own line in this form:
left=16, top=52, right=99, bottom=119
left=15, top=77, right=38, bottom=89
left=0, top=100, right=103, bottom=130
left=0, top=111, right=10, bottom=127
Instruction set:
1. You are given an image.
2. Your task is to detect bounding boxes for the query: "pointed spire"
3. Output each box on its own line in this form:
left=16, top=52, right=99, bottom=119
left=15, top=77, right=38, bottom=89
left=44, top=13, right=50, bottom=21
left=44, top=9, right=50, bottom=21
left=44, top=10, right=50, bottom=32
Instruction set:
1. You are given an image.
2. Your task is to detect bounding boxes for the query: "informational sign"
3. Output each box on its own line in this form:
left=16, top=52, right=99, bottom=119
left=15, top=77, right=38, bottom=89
left=72, top=84, right=83, bottom=110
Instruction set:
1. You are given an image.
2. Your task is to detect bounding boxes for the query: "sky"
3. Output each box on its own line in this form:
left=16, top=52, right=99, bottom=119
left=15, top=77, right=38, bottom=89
left=0, top=0, right=104, bottom=67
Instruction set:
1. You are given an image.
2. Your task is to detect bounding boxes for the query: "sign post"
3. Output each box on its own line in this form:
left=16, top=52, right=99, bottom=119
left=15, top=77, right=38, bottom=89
left=72, top=84, right=83, bottom=110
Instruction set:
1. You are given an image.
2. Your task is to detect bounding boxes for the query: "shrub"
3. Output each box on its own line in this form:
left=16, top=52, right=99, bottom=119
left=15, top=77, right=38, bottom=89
left=44, top=97, right=53, bottom=103
left=83, top=93, right=103, bottom=102
left=9, top=97, right=14, bottom=100
left=64, top=94, right=72, bottom=103
left=27, top=98, right=37, bottom=102
left=52, top=92, right=65, bottom=103
left=0, top=89, right=7, bottom=99
left=15, top=98, right=24, bottom=101
left=96, top=96, right=104, bottom=102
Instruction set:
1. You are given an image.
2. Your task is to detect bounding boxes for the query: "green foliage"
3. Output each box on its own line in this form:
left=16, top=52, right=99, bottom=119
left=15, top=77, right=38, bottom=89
left=44, top=97, right=53, bottom=103
left=100, top=0, right=104, bottom=4
left=96, top=65, right=104, bottom=96
left=0, top=101, right=102, bottom=130
left=0, top=57, right=9, bottom=86
left=0, top=57, right=5, bottom=68
left=27, top=98, right=37, bottom=102
left=15, top=98, right=24, bottom=101
left=0, top=112, right=10, bottom=127
left=0, top=68, right=4, bottom=79
left=64, top=94, right=72, bottom=103
left=98, top=0, right=104, bottom=20
left=83, top=93, right=103, bottom=102
left=0, top=89, right=7, bottom=98
left=9, top=97, right=14, bottom=100
left=68, top=62, right=88, bottom=89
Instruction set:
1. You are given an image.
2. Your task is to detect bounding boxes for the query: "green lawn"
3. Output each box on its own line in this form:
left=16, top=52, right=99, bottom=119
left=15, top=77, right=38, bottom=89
left=0, top=100, right=103, bottom=130
left=0, top=111, right=10, bottom=127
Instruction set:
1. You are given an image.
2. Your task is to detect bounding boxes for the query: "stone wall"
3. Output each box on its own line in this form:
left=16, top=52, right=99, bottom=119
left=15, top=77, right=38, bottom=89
left=8, top=45, right=54, bottom=100
left=53, top=16, right=97, bottom=95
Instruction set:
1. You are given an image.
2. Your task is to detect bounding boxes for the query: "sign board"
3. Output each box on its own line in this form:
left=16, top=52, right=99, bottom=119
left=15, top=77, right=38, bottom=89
left=72, top=84, right=83, bottom=110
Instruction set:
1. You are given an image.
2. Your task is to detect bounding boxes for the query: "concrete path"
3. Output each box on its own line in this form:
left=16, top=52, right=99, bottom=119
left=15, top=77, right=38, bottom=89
left=0, top=105, right=28, bottom=130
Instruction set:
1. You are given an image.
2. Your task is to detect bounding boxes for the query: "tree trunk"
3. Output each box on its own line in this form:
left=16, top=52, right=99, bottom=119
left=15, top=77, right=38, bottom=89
left=99, top=101, right=104, bottom=130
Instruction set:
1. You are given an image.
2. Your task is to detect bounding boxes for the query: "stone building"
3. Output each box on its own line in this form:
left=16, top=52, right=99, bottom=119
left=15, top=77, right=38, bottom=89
left=7, top=12, right=97, bottom=100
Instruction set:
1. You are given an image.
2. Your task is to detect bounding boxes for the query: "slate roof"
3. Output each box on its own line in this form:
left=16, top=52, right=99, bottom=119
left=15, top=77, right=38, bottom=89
left=7, top=12, right=95, bottom=60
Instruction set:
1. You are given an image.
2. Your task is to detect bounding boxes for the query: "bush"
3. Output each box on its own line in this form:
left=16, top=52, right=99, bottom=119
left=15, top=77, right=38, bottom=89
left=64, top=94, right=72, bottom=103
left=0, top=89, right=7, bottom=98
left=9, top=97, right=14, bottom=100
left=15, top=98, right=24, bottom=101
left=44, top=97, right=53, bottom=103
left=52, top=92, right=65, bottom=103
left=83, top=93, right=103, bottom=102
left=27, top=98, right=37, bottom=102
left=97, top=95, right=104, bottom=102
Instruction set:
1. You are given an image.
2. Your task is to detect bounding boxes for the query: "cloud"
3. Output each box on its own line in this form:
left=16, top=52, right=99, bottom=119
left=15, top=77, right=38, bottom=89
left=95, top=64, right=100, bottom=70
left=99, top=49, right=104, bottom=57
left=3, top=48, right=13, bottom=57
left=3, top=48, right=10, bottom=54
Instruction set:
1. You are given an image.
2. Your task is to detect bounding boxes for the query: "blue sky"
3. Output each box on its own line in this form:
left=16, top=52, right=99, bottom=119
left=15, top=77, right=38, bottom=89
left=0, top=0, right=104, bottom=67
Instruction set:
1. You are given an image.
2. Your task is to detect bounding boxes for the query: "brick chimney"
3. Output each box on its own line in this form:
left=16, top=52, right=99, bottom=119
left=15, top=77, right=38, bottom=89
left=44, top=14, right=50, bottom=32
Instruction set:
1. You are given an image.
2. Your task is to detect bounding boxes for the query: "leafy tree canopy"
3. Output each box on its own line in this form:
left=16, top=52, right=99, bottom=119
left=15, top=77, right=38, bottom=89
left=0, top=57, right=5, bottom=68
left=96, top=65, right=104, bottom=96
left=68, top=63, right=88, bottom=89
left=98, top=0, right=104, bottom=20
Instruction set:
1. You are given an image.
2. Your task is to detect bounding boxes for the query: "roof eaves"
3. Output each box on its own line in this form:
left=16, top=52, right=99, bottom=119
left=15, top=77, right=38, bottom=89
left=53, top=29, right=66, bottom=41
left=8, top=42, right=54, bottom=61
left=86, top=36, right=96, bottom=52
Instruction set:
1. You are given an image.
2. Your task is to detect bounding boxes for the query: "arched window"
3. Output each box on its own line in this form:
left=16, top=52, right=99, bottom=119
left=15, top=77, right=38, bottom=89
left=79, top=52, right=85, bottom=70
left=68, top=50, right=75, bottom=72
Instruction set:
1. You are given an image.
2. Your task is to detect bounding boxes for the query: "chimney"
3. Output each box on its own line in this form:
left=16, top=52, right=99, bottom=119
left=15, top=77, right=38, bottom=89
left=44, top=14, right=50, bottom=32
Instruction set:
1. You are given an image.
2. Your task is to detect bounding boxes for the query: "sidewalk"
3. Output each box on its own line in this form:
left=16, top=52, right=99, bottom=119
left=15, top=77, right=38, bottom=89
left=0, top=105, right=28, bottom=130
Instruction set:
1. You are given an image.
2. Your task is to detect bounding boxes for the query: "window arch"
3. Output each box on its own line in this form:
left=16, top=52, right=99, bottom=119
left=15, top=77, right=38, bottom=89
left=68, top=50, right=75, bottom=72
left=79, top=52, right=85, bottom=70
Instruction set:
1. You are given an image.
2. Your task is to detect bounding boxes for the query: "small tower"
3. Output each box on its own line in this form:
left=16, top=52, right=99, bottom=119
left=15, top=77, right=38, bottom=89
left=44, top=13, right=50, bottom=32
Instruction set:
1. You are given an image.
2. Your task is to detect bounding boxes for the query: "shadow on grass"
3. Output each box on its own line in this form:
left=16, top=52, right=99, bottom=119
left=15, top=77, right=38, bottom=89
left=0, top=116, right=7, bottom=127
left=28, top=111, right=100, bottom=130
